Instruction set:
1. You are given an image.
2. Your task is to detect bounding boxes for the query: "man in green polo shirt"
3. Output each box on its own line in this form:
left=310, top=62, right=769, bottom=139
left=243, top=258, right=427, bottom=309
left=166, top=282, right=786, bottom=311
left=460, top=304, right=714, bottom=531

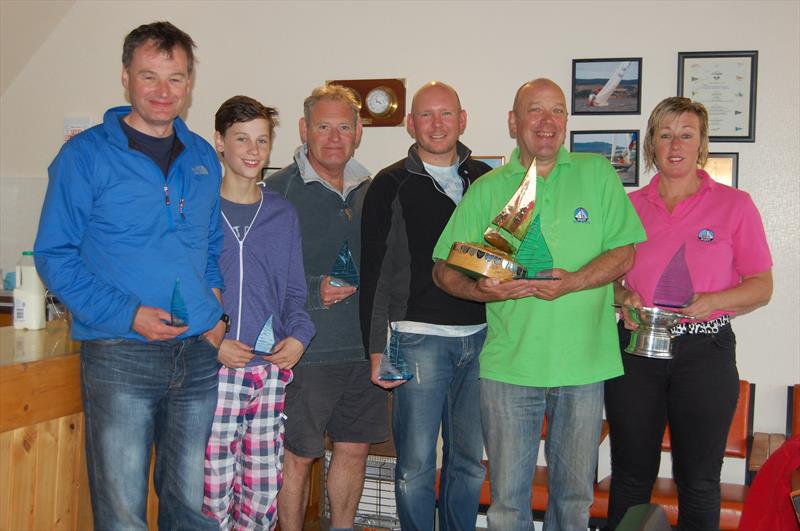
left=432, top=78, right=645, bottom=531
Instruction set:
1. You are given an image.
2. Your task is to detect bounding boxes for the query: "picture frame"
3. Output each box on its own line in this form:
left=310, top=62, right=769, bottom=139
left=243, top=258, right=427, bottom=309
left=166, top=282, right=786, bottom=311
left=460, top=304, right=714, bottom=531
left=570, top=130, right=639, bottom=187
left=704, top=152, right=739, bottom=188
left=571, top=58, right=642, bottom=115
left=261, top=166, right=282, bottom=180
left=677, top=51, right=758, bottom=142
left=472, top=155, right=505, bottom=169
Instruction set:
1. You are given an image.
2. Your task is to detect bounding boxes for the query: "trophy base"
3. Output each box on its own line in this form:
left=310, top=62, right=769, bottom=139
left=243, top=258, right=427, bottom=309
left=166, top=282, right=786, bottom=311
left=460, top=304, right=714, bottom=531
left=446, top=242, right=527, bottom=281
left=625, top=327, right=674, bottom=359
left=622, top=306, right=687, bottom=359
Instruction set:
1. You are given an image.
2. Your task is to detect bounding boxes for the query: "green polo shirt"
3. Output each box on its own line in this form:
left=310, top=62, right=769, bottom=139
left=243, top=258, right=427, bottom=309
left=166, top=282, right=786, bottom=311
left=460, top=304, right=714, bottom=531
left=433, top=147, right=645, bottom=387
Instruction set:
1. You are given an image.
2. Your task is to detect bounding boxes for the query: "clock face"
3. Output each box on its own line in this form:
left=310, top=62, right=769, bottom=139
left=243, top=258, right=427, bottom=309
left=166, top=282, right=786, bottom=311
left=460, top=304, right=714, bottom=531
left=327, top=79, right=406, bottom=126
left=366, top=87, right=396, bottom=117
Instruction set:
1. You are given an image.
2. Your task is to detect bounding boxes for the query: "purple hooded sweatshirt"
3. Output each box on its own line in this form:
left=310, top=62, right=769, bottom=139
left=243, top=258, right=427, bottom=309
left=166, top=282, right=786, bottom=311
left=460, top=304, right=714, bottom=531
left=220, top=185, right=315, bottom=367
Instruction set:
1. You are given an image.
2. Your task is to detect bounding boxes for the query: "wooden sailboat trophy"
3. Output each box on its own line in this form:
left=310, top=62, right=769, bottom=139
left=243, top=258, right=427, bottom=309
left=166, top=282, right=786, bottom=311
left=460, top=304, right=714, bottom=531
left=446, top=158, right=539, bottom=281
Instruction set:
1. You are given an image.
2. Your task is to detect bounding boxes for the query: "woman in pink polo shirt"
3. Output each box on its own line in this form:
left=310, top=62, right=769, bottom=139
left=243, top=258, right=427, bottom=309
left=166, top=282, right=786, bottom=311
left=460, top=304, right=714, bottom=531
left=604, top=97, right=773, bottom=531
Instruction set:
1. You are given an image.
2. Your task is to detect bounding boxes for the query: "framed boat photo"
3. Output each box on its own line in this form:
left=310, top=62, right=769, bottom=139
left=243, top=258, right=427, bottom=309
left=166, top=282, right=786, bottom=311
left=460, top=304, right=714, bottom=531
left=570, top=130, right=640, bottom=187
left=571, top=58, right=642, bottom=115
left=471, top=155, right=505, bottom=169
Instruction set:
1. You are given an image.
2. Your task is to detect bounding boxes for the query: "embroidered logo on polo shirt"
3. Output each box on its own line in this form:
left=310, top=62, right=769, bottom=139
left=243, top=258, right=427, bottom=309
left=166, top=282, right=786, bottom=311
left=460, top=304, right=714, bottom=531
left=573, top=207, right=589, bottom=223
left=192, top=165, right=209, bottom=175
left=697, top=228, right=715, bottom=242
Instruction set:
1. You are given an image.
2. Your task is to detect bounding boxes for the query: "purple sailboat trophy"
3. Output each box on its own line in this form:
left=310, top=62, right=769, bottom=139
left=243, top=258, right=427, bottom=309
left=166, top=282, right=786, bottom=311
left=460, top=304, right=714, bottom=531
left=653, top=243, right=695, bottom=309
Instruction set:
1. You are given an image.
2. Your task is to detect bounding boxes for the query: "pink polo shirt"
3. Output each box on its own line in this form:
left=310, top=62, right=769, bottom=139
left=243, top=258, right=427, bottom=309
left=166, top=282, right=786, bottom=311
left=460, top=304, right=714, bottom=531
left=625, top=169, right=772, bottom=320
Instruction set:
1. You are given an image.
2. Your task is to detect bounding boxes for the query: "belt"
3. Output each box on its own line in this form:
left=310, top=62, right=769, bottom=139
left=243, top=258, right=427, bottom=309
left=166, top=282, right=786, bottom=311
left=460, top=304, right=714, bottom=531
left=670, top=314, right=731, bottom=336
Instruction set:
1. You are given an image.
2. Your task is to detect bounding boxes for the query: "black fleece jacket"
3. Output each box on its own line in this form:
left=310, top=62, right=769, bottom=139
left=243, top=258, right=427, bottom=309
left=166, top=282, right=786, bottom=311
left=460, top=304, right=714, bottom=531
left=359, top=142, right=491, bottom=354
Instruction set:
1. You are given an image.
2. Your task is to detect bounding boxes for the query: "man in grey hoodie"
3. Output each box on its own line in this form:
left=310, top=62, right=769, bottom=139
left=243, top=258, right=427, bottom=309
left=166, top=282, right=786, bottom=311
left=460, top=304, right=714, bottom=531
left=265, top=84, right=388, bottom=531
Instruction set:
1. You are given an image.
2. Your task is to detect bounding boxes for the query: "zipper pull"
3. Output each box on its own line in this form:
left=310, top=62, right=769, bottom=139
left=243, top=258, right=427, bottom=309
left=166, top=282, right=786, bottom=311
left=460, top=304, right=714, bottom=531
left=179, top=197, right=185, bottom=220
left=163, top=184, right=171, bottom=206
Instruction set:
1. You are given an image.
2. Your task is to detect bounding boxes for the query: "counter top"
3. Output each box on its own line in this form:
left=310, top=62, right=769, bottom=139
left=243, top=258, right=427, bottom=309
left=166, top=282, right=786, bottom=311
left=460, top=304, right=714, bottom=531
left=0, top=319, right=78, bottom=367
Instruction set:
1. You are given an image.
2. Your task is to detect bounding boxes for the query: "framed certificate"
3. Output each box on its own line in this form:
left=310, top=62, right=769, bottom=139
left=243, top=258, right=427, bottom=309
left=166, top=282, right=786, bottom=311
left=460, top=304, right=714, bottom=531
left=677, top=51, right=758, bottom=142
left=705, top=152, right=739, bottom=188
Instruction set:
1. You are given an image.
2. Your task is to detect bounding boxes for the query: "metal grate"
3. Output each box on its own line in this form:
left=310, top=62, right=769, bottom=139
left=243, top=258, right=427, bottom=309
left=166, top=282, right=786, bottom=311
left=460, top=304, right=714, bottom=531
left=323, top=450, right=401, bottom=531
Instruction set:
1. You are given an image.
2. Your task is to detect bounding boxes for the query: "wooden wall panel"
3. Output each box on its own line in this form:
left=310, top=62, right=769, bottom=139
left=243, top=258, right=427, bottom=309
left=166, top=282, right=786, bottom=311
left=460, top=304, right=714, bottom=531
left=0, top=431, right=14, bottom=529
left=32, top=419, right=59, bottom=530
left=74, top=418, right=93, bottom=531
left=54, top=415, right=84, bottom=530
left=146, top=448, right=159, bottom=531
left=0, top=413, right=90, bottom=531
left=10, top=426, right=37, bottom=530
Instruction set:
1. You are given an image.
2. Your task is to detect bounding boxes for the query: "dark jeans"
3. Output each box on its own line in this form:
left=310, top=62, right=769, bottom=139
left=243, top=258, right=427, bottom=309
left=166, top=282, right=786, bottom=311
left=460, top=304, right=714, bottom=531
left=391, top=329, right=486, bottom=531
left=605, top=322, right=739, bottom=531
left=81, top=336, right=220, bottom=531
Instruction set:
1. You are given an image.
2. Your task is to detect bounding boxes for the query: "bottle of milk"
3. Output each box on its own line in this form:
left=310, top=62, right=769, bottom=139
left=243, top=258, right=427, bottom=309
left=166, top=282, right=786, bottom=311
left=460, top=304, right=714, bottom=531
left=13, top=251, right=46, bottom=330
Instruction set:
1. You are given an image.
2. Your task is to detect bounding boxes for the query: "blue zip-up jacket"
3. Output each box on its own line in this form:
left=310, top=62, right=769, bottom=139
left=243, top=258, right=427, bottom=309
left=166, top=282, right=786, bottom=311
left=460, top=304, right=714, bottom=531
left=34, top=106, right=224, bottom=340
left=220, top=185, right=316, bottom=367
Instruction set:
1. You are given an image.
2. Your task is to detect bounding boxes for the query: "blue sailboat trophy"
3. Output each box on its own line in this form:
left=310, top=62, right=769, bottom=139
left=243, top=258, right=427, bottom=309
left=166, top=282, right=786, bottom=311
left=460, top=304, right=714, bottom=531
left=169, top=278, right=189, bottom=326
left=515, top=214, right=556, bottom=279
left=329, top=240, right=360, bottom=288
left=652, top=243, right=695, bottom=309
left=378, top=326, right=413, bottom=381
left=253, top=315, right=275, bottom=356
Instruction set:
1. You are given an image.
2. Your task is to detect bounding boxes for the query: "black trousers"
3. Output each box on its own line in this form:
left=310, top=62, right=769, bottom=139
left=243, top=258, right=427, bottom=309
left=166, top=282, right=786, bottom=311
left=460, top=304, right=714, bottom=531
left=604, top=321, right=739, bottom=531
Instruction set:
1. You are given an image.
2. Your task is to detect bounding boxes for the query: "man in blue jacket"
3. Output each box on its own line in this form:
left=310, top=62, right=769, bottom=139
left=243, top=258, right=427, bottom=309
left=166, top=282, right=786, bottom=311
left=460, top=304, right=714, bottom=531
left=34, top=22, right=224, bottom=530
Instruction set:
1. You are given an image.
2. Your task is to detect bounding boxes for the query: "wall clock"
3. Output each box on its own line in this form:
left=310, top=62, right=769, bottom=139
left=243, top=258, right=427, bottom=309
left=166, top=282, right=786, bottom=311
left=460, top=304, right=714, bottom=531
left=327, top=78, right=406, bottom=127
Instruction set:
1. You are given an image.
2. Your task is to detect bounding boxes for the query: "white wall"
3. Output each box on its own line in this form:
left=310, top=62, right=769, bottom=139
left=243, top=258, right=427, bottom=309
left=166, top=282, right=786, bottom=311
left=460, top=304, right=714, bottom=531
left=1, top=0, right=798, bottom=479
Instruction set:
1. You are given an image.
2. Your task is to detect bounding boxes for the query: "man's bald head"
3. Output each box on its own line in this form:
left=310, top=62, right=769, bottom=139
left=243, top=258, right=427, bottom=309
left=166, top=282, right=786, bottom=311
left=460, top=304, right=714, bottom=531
left=411, top=81, right=462, bottom=114
left=512, top=78, right=566, bottom=114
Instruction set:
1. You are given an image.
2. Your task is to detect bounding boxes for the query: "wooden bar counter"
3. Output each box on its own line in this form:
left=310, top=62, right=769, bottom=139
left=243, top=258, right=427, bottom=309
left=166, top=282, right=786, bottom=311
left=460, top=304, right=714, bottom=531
left=0, top=323, right=321, bottom=530
left=0, top=321, right=92, bottom=530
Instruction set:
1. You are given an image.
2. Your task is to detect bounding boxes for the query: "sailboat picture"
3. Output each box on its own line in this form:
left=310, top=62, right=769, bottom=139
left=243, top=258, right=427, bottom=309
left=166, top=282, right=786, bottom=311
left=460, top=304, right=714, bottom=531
left=570, top=130, right=640, bottom=187
left=571, top=58, right=642, bottom=115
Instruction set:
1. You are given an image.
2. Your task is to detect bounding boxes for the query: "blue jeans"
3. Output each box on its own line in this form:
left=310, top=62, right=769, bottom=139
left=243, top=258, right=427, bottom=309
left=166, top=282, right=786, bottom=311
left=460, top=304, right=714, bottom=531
left=480, top=379, right=603, bottom=531
left=391, top=328, right=486, bottom=531
left=81, top=336, right=220, bottom=531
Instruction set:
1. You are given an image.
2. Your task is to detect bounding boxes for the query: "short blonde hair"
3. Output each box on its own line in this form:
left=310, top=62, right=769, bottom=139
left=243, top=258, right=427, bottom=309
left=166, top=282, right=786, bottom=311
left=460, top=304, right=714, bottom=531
left=643, top=97, right=709, bottom=172
left=303, top=84, right=361, bottom=125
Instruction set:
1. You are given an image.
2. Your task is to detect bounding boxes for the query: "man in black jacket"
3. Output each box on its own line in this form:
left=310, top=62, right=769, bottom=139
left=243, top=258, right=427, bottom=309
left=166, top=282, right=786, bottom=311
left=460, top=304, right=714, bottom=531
left=360, top=81, right=491, bottom=531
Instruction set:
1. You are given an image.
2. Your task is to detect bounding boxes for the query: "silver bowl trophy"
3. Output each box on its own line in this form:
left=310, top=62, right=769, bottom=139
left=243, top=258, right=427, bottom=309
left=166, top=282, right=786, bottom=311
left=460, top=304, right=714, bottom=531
left=623, top=306, right=688, bottom=359
left=623, top=243, right=695, bottom=359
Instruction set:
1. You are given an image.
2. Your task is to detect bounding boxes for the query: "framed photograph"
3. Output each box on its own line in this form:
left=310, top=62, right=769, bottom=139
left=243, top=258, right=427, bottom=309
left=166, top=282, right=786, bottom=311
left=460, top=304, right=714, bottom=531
left=678, top=51, right=758, bottom=142
left=571, top=58, right=642, bottom=115
left=261, top=166, right=282, bottom=180
left=704, top=152, right=739, bottom=188
left=472, top=155, right=505, bottom=169
left=570, top=130, right=639, bottom=187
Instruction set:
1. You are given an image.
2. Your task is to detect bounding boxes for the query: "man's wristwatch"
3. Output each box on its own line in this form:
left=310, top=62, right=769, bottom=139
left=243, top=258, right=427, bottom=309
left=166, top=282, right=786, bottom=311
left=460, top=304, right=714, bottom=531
left=220, top=313, right=231, bottom=334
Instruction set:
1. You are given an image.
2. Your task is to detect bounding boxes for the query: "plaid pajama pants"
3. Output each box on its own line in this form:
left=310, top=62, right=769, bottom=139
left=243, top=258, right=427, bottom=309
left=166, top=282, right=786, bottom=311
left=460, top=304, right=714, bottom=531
left=203, top=363, right=293, bottom=530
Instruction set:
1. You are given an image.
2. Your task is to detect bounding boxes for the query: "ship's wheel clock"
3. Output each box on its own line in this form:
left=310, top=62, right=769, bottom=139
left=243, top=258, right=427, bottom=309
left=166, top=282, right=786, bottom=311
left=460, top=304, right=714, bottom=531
left=327, top=78, right=406, bottom=127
